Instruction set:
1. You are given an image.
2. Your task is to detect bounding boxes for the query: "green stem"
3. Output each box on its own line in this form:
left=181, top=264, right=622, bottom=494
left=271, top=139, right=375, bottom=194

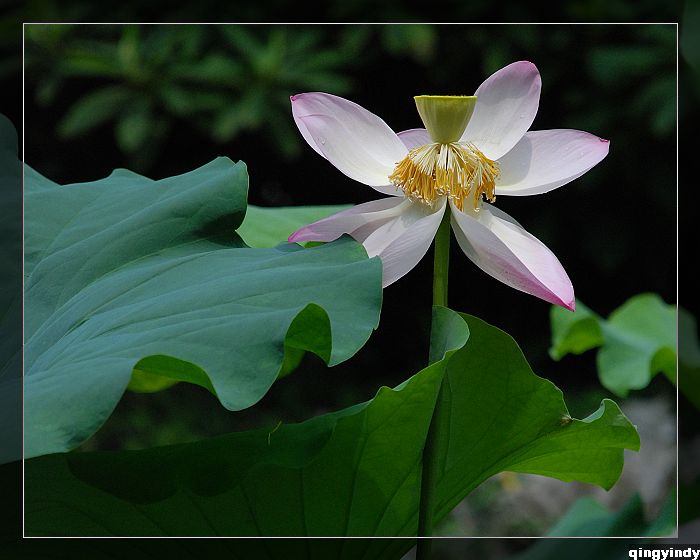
left=416, top=205, right=451, bottom=560
left=431, top=206, right=451, bottom=309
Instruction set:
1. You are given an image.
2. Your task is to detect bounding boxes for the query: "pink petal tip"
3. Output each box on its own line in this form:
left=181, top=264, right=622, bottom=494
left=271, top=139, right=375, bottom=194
left=514, top=60, right=537, bottom=71
left=288, top=225, right=314, bottom=244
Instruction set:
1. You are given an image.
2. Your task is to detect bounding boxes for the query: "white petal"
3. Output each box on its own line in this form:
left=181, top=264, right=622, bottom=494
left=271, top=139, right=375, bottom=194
left=291, top=93, right=407, bottom=194
left=292, top=96, right=324, bottom=158
left=450, top=202, right=574, bottom=309
left=397, top=128, right=432, bottom=150
left=363, top=198, right=447, bottom=287
left=461, top=61, right=541, bottom=161
left=497, top=130, right=610, bottom=196
left=288, top=197, right=407, bottom=244
left=289, top=196, right=445, bottom=288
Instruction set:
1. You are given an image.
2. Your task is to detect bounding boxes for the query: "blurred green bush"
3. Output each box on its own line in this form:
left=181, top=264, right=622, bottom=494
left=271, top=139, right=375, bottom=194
left=23, top=24, right=439, bottom=169
left=23, top=24, right=676, bottom=175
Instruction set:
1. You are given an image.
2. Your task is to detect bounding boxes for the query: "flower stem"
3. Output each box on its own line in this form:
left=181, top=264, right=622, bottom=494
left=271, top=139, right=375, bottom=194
left=416, top=205, right=451, bottom=559
left=431, top=206, right=451, bottom=309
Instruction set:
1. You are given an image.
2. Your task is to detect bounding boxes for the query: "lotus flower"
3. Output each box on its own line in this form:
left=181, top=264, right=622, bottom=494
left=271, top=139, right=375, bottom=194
left=288, top=61, right=609, bottom=310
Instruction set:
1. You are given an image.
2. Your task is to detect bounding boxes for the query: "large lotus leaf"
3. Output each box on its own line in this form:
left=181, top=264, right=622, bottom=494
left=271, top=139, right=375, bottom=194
left=550, top=293, right=676, bottom=396
left=24, top=159, right=382, bottom=460
left=237, top=204, right=351, bottom=248
left=25, top=309, right=639, bottom=548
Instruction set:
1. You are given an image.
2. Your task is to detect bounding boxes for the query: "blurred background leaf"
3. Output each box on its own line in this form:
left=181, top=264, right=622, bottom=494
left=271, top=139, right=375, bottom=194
left=550, top=294, right=677, bottom=397
left=510, top=493, right=676, bottom=560
left=237, top=204, right=352, bottom=248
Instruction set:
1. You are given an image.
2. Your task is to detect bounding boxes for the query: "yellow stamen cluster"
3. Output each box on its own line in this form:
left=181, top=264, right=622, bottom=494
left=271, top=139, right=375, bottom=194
left=389, top=142, right=500, bottom=211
